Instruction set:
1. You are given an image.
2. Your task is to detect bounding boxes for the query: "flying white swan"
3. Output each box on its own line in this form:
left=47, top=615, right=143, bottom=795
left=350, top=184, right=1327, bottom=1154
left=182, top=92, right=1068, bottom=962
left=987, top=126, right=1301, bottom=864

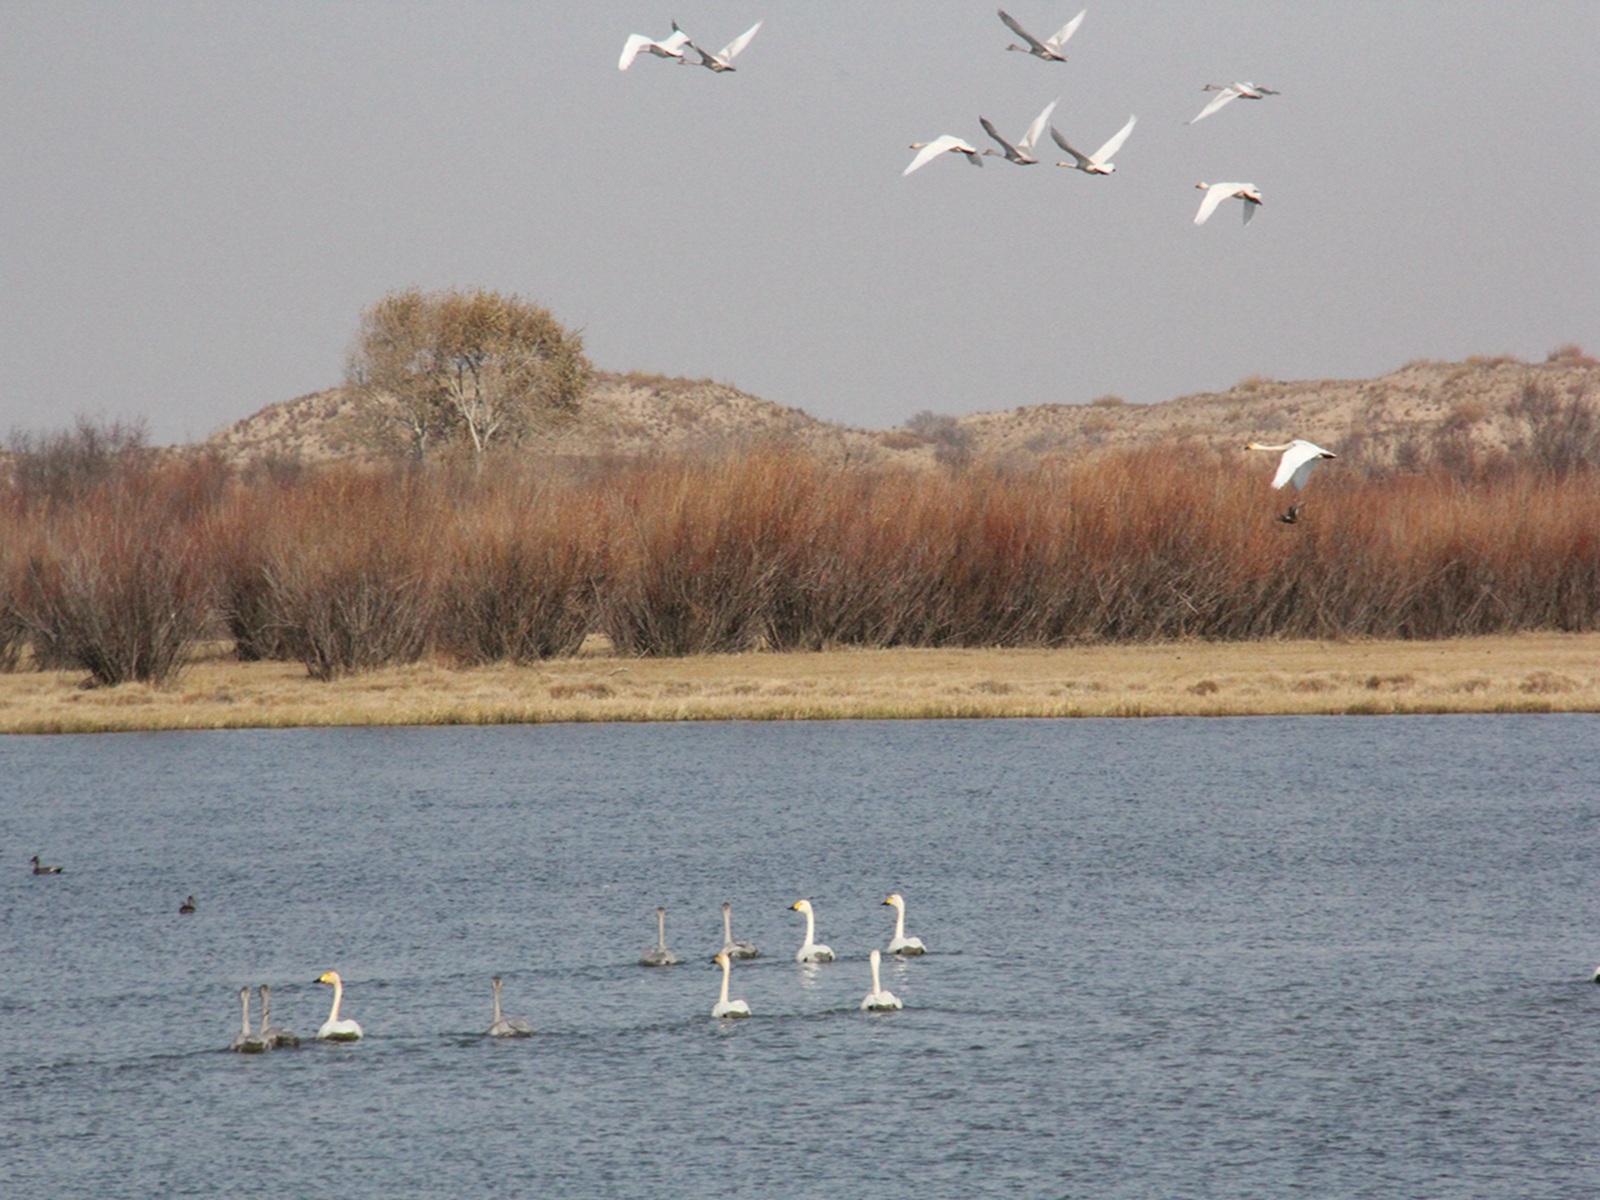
left=998, top=9, right=1086, bottom=62
left=1187, top=81, right=1279, bottom=125
left=860, top=949, right=903, bottom=1011
left=618, top=23, right=690, bottom=71
left=639, top=906, right=680, bottom=966
left=904, top=135, right=985, bottom=176
left=1246, top=439, right=1338, bottom=521
left=231, top=987, right=267, bottom=1053
left=30, top=856, right=62, bottom=874
left=980, top=99, right=1059, bottom=164
left=711, top=951, right=753, bottom=1018
left=685, top=22, right=761, bottom=72
left=720, top=901, right=759, bottom=959
left=487, top=976, right=533, bottom=1037
left=258, top=984, right=300, bottom=1048
left=790, top=899, right=835, bottom=963
left=315, top=971, right=364, bottom=1041
left=1051, top=115, right=1136, bottom=174
left=884, top=893, right=927, bottom=955
left=179, top=895, right=196, bottom=914
left=1193, top=181, right=1263, bottom=226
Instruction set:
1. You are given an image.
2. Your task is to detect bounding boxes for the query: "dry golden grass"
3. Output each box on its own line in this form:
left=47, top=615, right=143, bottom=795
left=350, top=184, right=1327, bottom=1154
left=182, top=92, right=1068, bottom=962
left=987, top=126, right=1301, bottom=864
left=2, top=633, right=1597, bottom=734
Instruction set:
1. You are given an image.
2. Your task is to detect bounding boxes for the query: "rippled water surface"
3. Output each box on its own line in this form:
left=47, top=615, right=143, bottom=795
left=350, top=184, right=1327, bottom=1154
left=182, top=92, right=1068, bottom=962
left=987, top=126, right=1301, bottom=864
left=3, top=715, right=1598, bottom=1198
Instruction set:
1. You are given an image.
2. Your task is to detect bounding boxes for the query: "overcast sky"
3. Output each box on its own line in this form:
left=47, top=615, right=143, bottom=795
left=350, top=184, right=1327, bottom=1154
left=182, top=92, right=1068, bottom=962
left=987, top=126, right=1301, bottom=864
left=2, top=2, right=1595, bottom=444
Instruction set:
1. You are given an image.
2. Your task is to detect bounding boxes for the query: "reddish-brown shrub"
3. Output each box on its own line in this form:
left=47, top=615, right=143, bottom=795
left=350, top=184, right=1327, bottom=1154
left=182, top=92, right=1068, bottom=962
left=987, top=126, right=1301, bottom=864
left=433, top=473, right=600, bottom=664
left=5, top=433, right=1600, bottom=675
left=254, top=470, right=438, bottom=679
left=17, top=464, right=215, bottom=686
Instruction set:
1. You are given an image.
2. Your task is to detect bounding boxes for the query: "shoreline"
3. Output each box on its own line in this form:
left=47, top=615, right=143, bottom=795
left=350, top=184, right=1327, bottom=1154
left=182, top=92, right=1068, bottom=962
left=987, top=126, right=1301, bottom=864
left=0, top=632, right=1597, bottom=734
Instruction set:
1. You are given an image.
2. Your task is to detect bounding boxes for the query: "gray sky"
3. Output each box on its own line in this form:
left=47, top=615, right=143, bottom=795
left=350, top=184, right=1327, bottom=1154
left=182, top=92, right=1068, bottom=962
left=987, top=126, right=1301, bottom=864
left=2, top=2, right=1595, bottom=444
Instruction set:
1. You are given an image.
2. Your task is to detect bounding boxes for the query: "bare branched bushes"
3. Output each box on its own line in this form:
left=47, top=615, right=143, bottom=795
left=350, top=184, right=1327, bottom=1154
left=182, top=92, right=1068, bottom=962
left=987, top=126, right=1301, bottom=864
left=250, top=472, right=438, bottom=680
left=594, top=448, right=1600, bottom=649
left=0, top=527, right=28, bottom=671
left=4, top=415, right=152, bottom=508
left=3, top=439, right=1600, bottom=683
left=211, top=463, right=602, bottom=676
left=904, top=411, right=976, bottom=469
left=433, top=467, right=600, bottom=664
left=1511, top=380, right=1600, bottom=479
left=18, top=463, right=216, bottom=685
left=597, top=453, right=816, bottom=655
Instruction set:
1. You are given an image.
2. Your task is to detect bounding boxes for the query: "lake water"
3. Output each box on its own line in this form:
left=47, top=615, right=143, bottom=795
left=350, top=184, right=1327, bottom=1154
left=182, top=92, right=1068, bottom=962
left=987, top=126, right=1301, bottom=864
left=2, top=714, right=1597, bottom=1198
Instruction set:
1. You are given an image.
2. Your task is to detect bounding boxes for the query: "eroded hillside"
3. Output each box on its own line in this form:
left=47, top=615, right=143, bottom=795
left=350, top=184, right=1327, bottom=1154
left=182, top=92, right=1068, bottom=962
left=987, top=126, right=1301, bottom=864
left=206, top=352, right=1600, bottom=473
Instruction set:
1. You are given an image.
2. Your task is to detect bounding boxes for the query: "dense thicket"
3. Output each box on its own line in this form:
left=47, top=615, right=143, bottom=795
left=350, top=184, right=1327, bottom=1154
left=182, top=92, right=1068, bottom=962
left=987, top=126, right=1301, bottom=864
left=1, top=426, right=1598, bottom=683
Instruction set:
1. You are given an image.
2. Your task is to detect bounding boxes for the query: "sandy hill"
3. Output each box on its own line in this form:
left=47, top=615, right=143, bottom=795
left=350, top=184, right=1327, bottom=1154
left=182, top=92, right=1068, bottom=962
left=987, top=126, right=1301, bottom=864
left=207, top=352, right=1600, bottom=471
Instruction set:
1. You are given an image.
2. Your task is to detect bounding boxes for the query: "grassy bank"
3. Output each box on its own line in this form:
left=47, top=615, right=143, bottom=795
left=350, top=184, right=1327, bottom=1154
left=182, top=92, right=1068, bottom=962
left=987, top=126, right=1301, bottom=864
left=2, top=633, right=1596, bottom=734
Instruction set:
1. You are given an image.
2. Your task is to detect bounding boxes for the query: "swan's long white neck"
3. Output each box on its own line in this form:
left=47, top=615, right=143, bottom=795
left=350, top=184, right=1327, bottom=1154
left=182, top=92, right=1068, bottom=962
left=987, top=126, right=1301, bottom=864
left=240, top=988, right=253, bottom=1037
left=802, top=906, right=816, bottom=944
left=492, top=978, right=504, bottom=1024
left=259, top=986, right=272, bottom=1035
left=656, top=908, right=668, bottom=949
left=326, top=977, right=343, bottom=1023
left=892, top=900, right=907, bottom=941
left=1249, top=441, right=1295, bottom=452
left=870, top=949, right=883, bottom=993
left=723, top=905, right=733, bottom=943
left=718, top=956, right=732, bottom=1005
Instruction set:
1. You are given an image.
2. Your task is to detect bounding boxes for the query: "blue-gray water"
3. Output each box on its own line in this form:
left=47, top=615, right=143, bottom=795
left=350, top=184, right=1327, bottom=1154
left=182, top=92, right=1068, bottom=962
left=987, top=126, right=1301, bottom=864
left=2, top=715, right=1597, bottom=1198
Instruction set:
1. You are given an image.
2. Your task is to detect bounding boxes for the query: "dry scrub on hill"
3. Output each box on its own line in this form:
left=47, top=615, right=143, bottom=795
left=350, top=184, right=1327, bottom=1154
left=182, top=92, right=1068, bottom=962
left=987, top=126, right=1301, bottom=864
left=2, top=426, right=1600, bottom=685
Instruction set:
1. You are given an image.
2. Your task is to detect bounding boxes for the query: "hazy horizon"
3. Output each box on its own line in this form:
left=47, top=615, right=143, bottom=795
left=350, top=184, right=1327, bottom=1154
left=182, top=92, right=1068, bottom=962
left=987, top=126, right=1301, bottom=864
left=2, top=3, right=1594, bottom=444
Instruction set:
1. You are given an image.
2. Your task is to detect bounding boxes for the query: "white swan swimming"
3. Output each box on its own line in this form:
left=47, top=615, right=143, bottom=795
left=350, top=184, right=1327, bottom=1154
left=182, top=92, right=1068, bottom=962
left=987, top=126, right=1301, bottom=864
left=720, top=901, right=759, bottom=959
left=998, top=9, right=1086, bottom=62
left=30, top=856, right=62, bottom=874
left=1193, top=181, right=1263, bottom=226
left=1187, top=81, right=1279, bottom=125
left=884, top=893, right=927, bottom=955
left=315, top=971, right=364, bottom=1041
left=1050, top=115, right=1136, bottom=174
left=790, top=899, right=835, bottom=963
left=639, top=906, right=680, bottom=966
left=980, top=99, right=1059, bottom=164
left=684, top=22, right=761, bottom=72
left=231, top=987, right=267, bottom=1053
left=618, top=23, right=690, bottom=71
left=860, top=949, right=903, bottom=1011
left=258, top=984, right=300, bottom=1049
left=487, top=976, right=533, bottom=1037
left=904, top=135, right=985, bottom=176
left=711, top=951, right=752, bottom=1018
left=1245, top=439, right=1337, bottom=522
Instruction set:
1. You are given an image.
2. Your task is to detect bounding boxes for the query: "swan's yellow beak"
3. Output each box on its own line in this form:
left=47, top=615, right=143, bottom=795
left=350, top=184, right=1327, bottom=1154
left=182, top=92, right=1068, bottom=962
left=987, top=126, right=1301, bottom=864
left=790, top=901, right=802, bottom=911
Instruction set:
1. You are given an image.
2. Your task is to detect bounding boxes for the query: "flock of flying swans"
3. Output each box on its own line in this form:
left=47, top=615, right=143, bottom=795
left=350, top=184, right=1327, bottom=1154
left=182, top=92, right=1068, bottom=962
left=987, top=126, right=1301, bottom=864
left=619, top=10, right=1275, bottom=227
left=896, top=9, right=1274, bottom=229
left=222, top=894, right=926, bottom=1047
